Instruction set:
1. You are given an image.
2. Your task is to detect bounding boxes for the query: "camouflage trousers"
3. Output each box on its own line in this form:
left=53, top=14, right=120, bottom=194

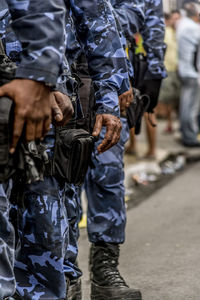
left=13, top=176, right=68, bottom=300
left=85, top=117, right=129, bottom=244
left=63, top=184, right=82, bottom=281
left=0, top=128, right=81, bottom=299
left=0, top=180, right=15, bottom=300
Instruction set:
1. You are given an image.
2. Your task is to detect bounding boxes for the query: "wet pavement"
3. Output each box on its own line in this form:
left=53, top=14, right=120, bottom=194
left=79, top=161, right=200, bottom=300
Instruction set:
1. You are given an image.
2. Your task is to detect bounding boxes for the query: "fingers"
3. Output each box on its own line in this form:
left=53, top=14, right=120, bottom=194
left=97, top=125, right=114, bottom=153
left=52, top=92, right=74, bottom=126
left=119, top=95, right=127, bottom=112
left=10, top=108, right=25, bottom=154
left=100, top=131, right=119, bottom=153
left=11, top=114, right=51, bottom=153
left=92, top=115, right=103, bottom=137
left=35, top=121, right=43, bottom=140
left=51, top=95, right=63, bottom=123
left=43, top=116, right=51, bottom=137
left=119, top=89, right=134, bottom=112
left=59, top=100, right=74, bottom=126
left=128, top=88, right=134, bottom=104
left=26, top=120, right=36, bottom=141
left=97, top=116, right=122, bottom=154
left=0, top=80, right=52, bottom=151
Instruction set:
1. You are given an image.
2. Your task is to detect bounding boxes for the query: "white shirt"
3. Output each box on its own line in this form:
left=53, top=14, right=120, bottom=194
left=177, top=17, right=200, bottom=78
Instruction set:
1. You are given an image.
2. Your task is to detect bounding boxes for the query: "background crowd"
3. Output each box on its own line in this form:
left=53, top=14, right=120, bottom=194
left=126, top=2, right=200, bottom=160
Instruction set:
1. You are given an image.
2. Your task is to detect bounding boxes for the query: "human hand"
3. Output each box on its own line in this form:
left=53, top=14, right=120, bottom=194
left=119, top=88, right=134, bottom=112
left=51, top=91, right=74, bottom=126
left=92, top=114, right=122, bottom=153
left=0, top=79, right=51, bottom=153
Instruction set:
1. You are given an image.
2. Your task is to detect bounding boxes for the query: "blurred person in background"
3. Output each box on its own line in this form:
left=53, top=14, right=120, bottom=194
left=158, top=10, right=181, bottom=134
left=177, top=2, right=200, bottom=147
left=171, top=9, right=182, bottom=27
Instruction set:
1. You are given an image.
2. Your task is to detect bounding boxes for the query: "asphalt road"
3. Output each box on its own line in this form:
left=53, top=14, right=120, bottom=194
left=78, top=162, right=200, bottom=300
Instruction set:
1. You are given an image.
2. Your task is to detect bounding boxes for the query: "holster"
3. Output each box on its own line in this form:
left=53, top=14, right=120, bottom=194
left=127, top=46, right=151, bottom=134
left=75, top=54, right=96, bottom=134
left=126, top=88, right=150, bottom=134
left=46, top=127, right=95, bottom=186
left=44, top=55, right=96, bottom=185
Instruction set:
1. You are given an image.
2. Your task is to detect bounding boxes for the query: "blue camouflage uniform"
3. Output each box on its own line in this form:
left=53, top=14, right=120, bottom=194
left=0, top=5, right=21, bottom=63
left=4, top=0, right=66, bottom=85
left=61, top=3, right=132, bottom=282
left=0, top=1, right=68, bottom=298
left=140, top=0, right=167, bottom=80
left=0, top=0, right=130, bottom=298
left=85, top=0, right=166, bottom=246
left=0, top=5, right=15, bottom=300
left=61, top=5, right=132, bottom=281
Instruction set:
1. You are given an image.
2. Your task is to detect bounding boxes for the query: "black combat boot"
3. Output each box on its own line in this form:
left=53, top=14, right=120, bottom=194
left=67, top=279, right=82, bottom=300
left=90, top=242, right=142, bottom=300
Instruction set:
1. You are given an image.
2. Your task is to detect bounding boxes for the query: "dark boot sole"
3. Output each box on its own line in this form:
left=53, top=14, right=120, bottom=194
left=91, top=294, right=142, bottom=300
left=91, top=282, right=142, bottom=300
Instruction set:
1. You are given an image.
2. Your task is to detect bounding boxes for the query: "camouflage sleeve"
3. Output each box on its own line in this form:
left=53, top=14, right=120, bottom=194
left=0, top=2, right=9, bottom=40
left=140, top=0, right=167, bottom=79
left=1, top=15, right=22, bottom=63
left=111, top=0, right=145, bottom=41
left=1, top=4, right=72, bottom=98
left=70, top=0, right=130, bottom=117
left=4, top=0, right=66, bottom=85
left=0, top=2, right=21, bottom=62
left=65, top=15, right=83, bottom=68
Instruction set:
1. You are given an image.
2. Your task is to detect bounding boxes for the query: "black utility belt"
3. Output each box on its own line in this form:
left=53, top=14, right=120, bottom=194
left=45, top=128, right=95, bottom=186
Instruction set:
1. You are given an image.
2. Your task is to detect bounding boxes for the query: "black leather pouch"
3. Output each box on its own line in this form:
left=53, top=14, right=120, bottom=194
left=51, top=128, right=95, bottom=185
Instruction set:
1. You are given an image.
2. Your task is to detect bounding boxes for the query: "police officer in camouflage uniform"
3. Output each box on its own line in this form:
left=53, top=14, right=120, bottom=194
left=51, top=5, right=136, bottom=298
left=50, top=3, right=132, bottom=298
left=49, top=1, right=166, bottom=298
left=0, top=0, right=130, bottom=299
left=0, top=1, right=67, bottom=299
left=81, top=1, right=167, bottom=299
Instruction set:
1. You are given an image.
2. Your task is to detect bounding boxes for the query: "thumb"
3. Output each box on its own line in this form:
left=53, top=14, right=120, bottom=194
left=92, top=115, right=103, bottom=137
left=51, top=96, right=63, bottom=122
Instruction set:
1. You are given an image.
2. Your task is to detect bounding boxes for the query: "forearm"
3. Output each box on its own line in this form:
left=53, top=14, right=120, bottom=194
left=140, top=0, right=167, bottom=79
left=71, top=0, right=130, bottom=116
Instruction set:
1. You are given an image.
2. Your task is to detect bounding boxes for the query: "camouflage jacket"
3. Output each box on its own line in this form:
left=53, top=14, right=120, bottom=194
left=111, top=0, right=167, bottom=79
left=0, top=1, right=8, bottom=40
left=141, top=0, right=167, bottom=79
left=67, top=0, right=130, bottom=116
left=4, top=0, right=66, bottom=86
left=3, top=0, right=131, bottom=116
left=0, top=6, right=21, bottom=63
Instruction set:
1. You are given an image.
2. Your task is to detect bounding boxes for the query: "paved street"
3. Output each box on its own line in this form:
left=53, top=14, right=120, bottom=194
left=79, top=162, right=200, bottom=300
